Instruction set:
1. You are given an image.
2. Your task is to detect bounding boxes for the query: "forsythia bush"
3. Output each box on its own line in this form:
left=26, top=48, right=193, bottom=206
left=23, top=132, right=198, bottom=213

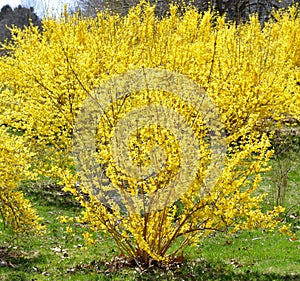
left=0, top=2, right=299, bottom=264
left=0, top=125, right=42, bottom=233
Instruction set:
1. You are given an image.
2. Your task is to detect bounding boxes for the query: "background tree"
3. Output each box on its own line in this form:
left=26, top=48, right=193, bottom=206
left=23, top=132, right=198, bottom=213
left=75, top=0, right=298, bottom=22
left=0, top=4, right=41, bottom=43
left=75, top=0, right=207, bottom=17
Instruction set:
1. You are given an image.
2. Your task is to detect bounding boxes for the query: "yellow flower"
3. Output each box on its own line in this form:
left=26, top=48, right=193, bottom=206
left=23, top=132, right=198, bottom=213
left=279, top=224, right=292, bottom=235
left=82, top=232, right=95, bottom=246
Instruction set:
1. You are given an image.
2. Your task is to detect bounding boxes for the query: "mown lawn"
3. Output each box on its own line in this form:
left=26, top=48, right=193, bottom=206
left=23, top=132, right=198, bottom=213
left=0, top=153, right=299, bottom=281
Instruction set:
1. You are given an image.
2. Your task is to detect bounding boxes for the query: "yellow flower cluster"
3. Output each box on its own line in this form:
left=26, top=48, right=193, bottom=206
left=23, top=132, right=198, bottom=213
left=0, top=1, right=299, bottom=263
left=82, top=231, right=96, bottom=246
left=0, top=126, right=43, bottom=233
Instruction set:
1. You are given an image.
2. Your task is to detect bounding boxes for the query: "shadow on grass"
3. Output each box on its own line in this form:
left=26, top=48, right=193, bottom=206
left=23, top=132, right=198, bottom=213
left=21, top=181, right=80, bottom=209
left=132, top=259, right=300, bottom=281
left=0, top=246, right=49, bottom=281
left=1, top=250, right=299, bottom=281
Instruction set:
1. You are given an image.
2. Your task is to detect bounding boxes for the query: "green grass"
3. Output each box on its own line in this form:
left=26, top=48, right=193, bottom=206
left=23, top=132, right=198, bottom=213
left=199, top=230, right=299, bottom=276
left=0, top=153, right=299, bottom=281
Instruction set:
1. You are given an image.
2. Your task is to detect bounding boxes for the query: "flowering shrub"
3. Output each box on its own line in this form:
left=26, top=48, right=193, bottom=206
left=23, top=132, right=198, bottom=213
left=0, top=2, right=299, bottom=265
left=0, top=125, right=43, bottom=233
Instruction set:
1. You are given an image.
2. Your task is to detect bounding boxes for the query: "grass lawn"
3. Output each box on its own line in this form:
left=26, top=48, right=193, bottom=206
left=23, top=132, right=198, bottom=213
left=0, top=154, right=299, bottom=281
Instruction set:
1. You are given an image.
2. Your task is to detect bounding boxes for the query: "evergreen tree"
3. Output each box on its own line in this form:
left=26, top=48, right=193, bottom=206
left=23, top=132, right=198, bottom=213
left=0, top=4, right=41, bottom=43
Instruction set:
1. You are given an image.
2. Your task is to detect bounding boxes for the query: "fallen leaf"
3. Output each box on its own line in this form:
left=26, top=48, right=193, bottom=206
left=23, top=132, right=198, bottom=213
left=32, top=266, right=39, bottom=272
